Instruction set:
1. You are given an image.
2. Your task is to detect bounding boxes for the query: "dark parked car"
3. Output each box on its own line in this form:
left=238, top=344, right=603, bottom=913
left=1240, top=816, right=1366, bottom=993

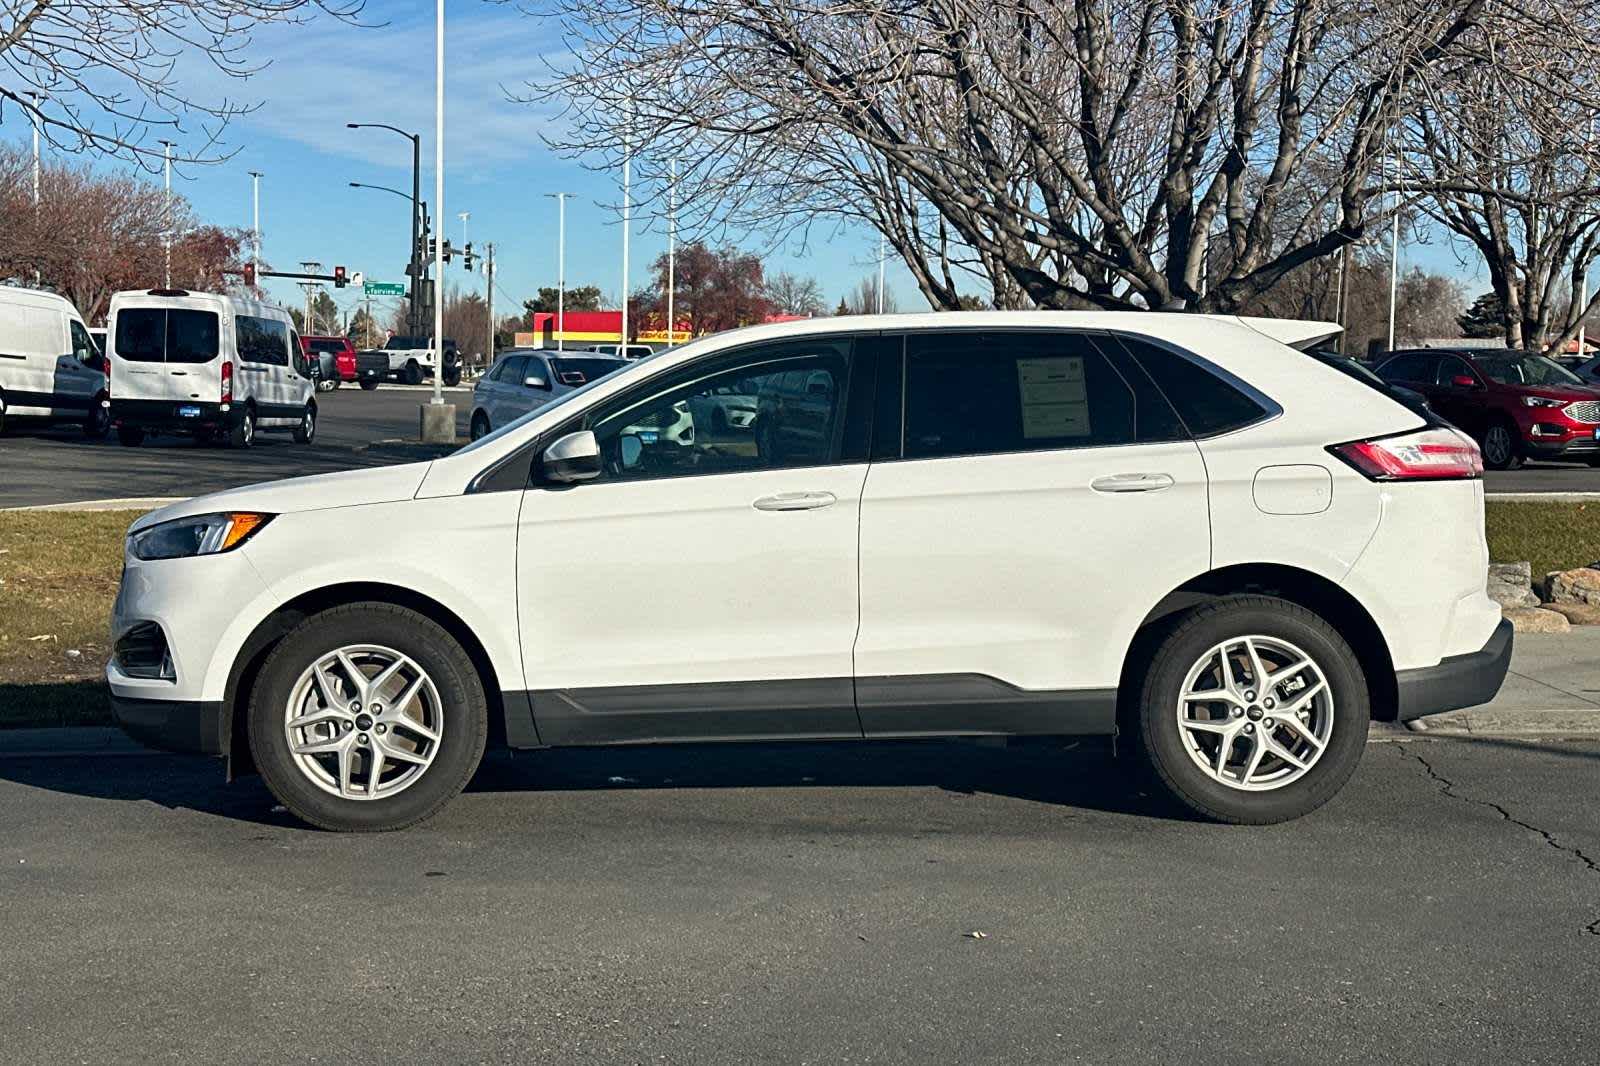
left=1307, top=349, right=1434, bottom=422
left=1375, top=348, right=1600, bottom=469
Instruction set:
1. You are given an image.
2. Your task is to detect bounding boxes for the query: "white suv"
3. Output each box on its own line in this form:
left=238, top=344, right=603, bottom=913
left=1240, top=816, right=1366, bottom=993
left=106, top=313, right=1510, bottom=831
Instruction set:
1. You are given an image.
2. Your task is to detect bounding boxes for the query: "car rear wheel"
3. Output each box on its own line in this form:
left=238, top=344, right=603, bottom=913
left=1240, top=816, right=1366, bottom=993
left=248, top=604, right=489, bottom=832
left=117, top=425, right=144, bottom=447
left=404, top=361, right=423, bottom=386
left=1133, top=595, right=1368, bottom=824
left=359, top=378, right=379, bottom=392
left=1481, top=421, right=1522, bottom=470
left=470, top=411, right=490, bottom=440
left=83, top=396, right=111, bottom=439
left=229, top=406, right=255, bottom=449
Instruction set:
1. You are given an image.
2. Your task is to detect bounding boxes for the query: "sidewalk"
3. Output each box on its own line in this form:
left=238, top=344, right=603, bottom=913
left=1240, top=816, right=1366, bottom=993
left=1409, top=630, right=1600, bottom=738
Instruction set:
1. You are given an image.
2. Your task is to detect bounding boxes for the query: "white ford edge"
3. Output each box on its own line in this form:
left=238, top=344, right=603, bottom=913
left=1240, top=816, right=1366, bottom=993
left=107, top=313, right=1511, bottom=831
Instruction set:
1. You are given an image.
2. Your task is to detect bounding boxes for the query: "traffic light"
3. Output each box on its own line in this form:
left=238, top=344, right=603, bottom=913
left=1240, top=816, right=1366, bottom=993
left=463, top=242, right=474, bottom=273
left=242, top=262, right=256, bottom=287
left=442, top=240, right=453, bottom=265
left=333, top=265, right=348, bottom=288
left=428, top=237, right=437, bottom=260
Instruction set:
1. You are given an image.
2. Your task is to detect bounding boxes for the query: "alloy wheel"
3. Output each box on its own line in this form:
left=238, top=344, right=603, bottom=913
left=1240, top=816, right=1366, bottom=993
left=1484, top=425, right=1512, bottom=466
left=283, top=644, right=444, bottom=801
left=1175, top=635, right=1334, bottom=792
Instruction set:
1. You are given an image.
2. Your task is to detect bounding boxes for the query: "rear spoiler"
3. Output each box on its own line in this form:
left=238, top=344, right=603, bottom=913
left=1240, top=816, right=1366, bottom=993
left=1235, top=317, right=1343, bottom=352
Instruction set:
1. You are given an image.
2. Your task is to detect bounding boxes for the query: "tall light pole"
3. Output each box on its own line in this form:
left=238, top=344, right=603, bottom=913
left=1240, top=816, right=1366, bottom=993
left=27, top=91, right=43, bottom=285
left=545, top=193, right=569, bottom=351
left=348, top=122, right=422, bottom=337
left=247, top=171, right=263, bottom=272
left=621, top=128, right=632, bottom=351
left=667, top=158, right=677, bottom=347
left=431, top=0, right=446, bottom=411
left=876, top=234, right=886, bottom=314
left=160, top=140, right=175, bottom=288
left=1387, top=151, right=1400, bottom=352
left=458, top=211, right=470, bottom=267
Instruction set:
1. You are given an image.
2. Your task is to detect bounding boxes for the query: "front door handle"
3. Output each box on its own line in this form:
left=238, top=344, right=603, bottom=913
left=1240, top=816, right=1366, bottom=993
left=1091, top=472, right=1175, bottom=493
left=753, top=491, right=837, bottom=512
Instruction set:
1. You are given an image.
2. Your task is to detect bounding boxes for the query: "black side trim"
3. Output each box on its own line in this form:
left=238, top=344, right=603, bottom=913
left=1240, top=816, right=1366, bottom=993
left=0, top=352, right=27, bottom=361
left=501, top=689, right=542, bottom=747
left=1394, top=618, right=1514, bottom=722
left=857, top=673, right=1117, bottom=736
left=529, top=678, right=862, bottom=746
left=259, top=401, right=307, bottom=420
left=111, top=694, right=226, bottom=755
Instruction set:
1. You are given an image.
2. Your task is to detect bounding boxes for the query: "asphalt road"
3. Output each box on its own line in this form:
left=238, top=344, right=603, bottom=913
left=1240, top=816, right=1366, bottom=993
left=1, top=736, right=1596, bottom=1064
left=3, top=385, right=1600, bottom=507
left=0, top=386, right=471, bottom=509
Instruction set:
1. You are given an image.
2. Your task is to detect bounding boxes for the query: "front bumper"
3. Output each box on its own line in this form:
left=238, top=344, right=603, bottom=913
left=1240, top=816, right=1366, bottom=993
left=111, top=693, right=226, bottom=755
left=1394, top=618, right=1514, bottom=722
left=111, top=398, right=242, bottom=434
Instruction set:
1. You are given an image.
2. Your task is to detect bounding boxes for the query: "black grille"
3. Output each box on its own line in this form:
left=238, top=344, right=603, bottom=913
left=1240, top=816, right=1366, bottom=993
left=115, top=621, right=174, bottom=680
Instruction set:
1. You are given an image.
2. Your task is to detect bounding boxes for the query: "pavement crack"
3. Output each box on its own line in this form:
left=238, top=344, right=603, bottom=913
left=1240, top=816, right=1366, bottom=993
left=1395, top=743, right=1600, bottom=936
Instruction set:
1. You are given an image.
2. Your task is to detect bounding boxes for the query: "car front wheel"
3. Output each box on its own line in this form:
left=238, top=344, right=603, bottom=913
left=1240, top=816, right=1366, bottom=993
left=1481, top=421, right=1522, bottom=470
left=248, top=604, right=488, bottom=831
left=470, top=411, right=490, bottom=440
left=1134, top=595, right=1368, bottom=824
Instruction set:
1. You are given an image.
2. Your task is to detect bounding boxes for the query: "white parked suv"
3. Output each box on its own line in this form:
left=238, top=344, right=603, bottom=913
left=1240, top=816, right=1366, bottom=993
left=107, top=289, right=317, bottom=448
left=106, top=313, right=1510, bottom=831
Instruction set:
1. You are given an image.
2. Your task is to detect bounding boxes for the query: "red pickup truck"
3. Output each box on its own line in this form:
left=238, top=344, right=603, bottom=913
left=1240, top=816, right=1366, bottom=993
left=299, top=335, right=358, bottom=391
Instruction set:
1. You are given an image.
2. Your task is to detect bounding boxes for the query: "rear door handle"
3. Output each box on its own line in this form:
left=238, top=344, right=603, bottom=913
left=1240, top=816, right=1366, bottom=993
left=753, top=491, right=837, bottom=512
left=1090, top=472, right=1175, bottom=493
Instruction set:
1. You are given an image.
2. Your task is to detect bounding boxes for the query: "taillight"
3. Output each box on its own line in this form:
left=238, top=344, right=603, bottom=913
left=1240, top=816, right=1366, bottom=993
left=221, top=359, right=233, bottom=404
left=1329, top=427, right=1483, bottom=481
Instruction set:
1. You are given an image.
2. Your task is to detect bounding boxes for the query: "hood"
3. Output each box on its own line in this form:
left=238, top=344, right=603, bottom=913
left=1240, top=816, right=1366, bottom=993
left=1516, top=383, right=1600, bottom=400
left=130, top=461, right=433, bottom=532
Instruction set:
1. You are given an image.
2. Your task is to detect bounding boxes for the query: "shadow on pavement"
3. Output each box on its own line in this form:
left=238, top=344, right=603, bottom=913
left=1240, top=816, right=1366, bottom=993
left=0, top=736, right=1184, bottom=828
left=0, top=681, right=111, bottom=729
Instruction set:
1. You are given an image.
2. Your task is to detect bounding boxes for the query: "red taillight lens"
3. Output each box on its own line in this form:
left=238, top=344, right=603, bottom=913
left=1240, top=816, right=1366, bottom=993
left=221, top=359, right=233, bottom=404
left=1330, top=427, right=1483, bottom=481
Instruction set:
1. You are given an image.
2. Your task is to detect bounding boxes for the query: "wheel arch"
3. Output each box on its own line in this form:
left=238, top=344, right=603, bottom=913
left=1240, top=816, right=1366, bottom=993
left=1118, top=563, right=1398, bottom=734
left=223, top=581, right=508, bottom=779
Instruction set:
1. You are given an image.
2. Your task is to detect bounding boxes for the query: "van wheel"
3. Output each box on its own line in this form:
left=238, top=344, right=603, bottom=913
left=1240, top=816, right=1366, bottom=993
left=404, top=361, right=423, bottom=386
left=359, top=378, right=379, bottom=391
left=229, top=407, right=255, bottom=449
left=117, top=425, right=145, bottom=447
left=84, top=396, right=111, bottom=439
left=1133, top=595, right=1368, bottom=824
left=247, top=603, right=488, bottom=831
left=293, top=403, right=316, bottom=444
left=470, top=411, right=490, bottom=440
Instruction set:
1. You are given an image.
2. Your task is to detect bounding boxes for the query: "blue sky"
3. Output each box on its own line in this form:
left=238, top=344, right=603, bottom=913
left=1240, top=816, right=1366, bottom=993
left=5, top=0, right=1486, bottom=323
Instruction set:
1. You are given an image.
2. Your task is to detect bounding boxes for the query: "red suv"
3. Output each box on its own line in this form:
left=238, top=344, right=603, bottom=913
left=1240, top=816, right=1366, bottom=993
left=299, top=335, right=358, bottom=391
left=1375, top=348, right=1600, bottom=470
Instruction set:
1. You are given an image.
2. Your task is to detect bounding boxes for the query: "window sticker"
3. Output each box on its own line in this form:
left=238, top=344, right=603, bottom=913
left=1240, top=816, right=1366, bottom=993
left=1016, top=356, right=1090, bottom=438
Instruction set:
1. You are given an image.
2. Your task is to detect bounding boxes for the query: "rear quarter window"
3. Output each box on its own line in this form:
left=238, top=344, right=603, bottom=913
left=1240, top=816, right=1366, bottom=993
left=1113, top=335, right=1273, bottom=437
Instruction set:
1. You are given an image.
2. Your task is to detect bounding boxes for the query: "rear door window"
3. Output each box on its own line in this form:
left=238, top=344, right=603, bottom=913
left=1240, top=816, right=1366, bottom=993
left=114, top=308, right=220, bottom=364
left=1376, top=352, right=1439, bottom=385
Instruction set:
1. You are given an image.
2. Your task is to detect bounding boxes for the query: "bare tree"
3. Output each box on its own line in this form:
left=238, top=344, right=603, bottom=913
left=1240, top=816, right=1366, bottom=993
left=539, top=0, right=1599, bottom=315
left=1, top=0, right=363, bottom=168
left=765, top=271, right=824, bottom=316
left=837, top=274, right=899, bottom=316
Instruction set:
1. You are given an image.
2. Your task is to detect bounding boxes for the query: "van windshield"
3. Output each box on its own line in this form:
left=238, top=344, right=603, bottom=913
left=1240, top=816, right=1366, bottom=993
left=115, top=308, right=220, bottom=364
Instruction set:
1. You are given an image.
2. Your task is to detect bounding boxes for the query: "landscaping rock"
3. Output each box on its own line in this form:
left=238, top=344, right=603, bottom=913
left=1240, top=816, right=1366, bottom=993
left=1546, top=603, right=1600, bottom=626
left=1541, top=567, right=1600, bottom=606
left=1502, top=606, right=1572, bottom=633
left=1486, top=562, right=1540, bottom=608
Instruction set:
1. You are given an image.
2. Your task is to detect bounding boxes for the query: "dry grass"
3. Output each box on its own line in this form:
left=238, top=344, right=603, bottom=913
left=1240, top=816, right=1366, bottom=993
left=0, top=510, right=144, bottom=727
left=1484, top=499, right=1600, bottom=580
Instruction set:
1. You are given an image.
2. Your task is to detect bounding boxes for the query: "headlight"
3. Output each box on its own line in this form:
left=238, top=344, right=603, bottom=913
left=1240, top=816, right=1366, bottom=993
left=129, top=512, right=272, bottom=561
left=1521, top=396, right=1565, bottom=408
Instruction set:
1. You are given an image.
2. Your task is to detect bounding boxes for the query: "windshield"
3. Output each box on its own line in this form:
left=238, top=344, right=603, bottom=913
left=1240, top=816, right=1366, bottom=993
left=454, top=367, right=631, bottom=456
left=1475, top=354, right=1583, bottom=387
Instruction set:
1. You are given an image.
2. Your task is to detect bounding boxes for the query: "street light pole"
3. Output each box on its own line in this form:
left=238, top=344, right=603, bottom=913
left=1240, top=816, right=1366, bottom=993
left=621, top=128, right=631, bottom=351
left=667, top=158, right=677, bottom=347
left=160, top=140, right=175, bottom=288
left=27, top=91, right=43, bottom=285
left=347, top=122, right=423, bottom=339
left=432, top=0, right=445, bottom=410
left=876, top=235, right=886, bottom=314
left=1387, top=151, right=1400, bottom=352
left=248, top=171, right=263, bottom=273
left=545, top=193, right=569, bottom=352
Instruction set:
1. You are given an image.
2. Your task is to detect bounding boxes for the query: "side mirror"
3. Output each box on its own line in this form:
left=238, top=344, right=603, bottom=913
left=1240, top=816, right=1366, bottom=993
left=541, top=429, right=602, bottom=483
left=524, top=375, right=550, bottom=390
left=1451, top=374, right=1480, bottom=389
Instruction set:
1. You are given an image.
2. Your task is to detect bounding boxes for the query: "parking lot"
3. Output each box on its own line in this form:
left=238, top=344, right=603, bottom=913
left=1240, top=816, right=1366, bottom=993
left=2, top=384, right=1597, bottom=510
left=2, top=736, right=1596, bottom=1064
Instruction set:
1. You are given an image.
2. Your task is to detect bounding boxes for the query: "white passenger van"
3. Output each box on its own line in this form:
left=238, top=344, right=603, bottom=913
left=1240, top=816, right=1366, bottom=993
left=107, top=289, right=317, bottom=448
left=0, top=285, right=109, bottom=437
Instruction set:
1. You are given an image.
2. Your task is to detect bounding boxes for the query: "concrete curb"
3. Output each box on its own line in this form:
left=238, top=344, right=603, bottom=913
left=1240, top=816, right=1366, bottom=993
left=1485, top=492, right=1600, bottom=501
left=1407, top=707, right=1600, bottom=740
left=3, top=496, right=183, bottom=512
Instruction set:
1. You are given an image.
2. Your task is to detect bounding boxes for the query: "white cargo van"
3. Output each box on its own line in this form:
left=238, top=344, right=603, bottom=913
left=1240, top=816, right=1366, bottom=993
left=107, top=290, right=317, bottom=448
left=0, top=285, right=109, bottom=437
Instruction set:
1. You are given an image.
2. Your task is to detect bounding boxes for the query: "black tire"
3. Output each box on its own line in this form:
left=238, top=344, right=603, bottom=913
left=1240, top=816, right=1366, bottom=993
left=83, top=396, right=111, bottom=439
left=404, top=360, right=424, bottom=386
left=470, top=411, right=490, bottom=440
left=248, top=603, right=489, bottom=831
left=1587, top=454, right=1600, bottom=468
left=0, top=389, right=6, bottom=435
left=1481, top=420, right=1522, bottom=471
left=292, top=403, right=316, bottom=444
left=1133, top=595, right=1369, bottom=825
left=443, top=366, right=462, bottom=388
left=117, top=424, right=145, bottom=447
left=359, top=378, right=379, bottom=392
left=229, top=405, right=255, bottom=449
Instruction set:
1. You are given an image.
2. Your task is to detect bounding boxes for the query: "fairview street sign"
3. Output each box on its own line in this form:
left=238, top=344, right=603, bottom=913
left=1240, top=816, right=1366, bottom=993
left=364, top=281, right=406, bottom=296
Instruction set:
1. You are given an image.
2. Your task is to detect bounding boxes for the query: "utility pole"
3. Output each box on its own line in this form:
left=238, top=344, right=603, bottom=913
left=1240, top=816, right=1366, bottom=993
left=27, top=91, right=43, bottom=286
left=160, top=141, right=176, bottom=288
left=299, top=261, right=323, bottom=334
left=621, top=125, right=632, bottom=350
left=1387, top=151, right=1400, bottom=352
left=545, top=193, right=569, bottom=352
left=485, top=242, right=495, bottom=372
left=458, top=211, right=470, bottom=270
left=248, top=171, right=263, bottom=274
left=667, top=158, right=677, bottom=347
